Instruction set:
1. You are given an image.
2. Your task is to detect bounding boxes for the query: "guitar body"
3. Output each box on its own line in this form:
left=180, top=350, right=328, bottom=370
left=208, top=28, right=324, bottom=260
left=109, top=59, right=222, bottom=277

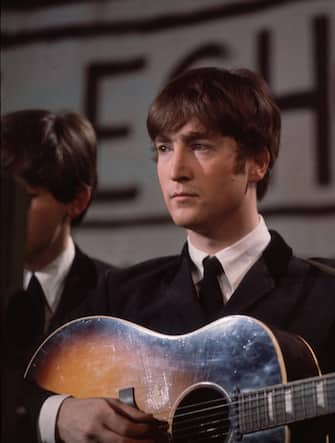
left=26, top=315, right=322, bottom=443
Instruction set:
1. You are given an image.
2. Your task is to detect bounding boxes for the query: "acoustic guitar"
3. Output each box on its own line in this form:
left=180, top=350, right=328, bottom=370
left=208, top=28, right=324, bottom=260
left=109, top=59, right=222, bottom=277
left=25, top=315, right=334, bottom=442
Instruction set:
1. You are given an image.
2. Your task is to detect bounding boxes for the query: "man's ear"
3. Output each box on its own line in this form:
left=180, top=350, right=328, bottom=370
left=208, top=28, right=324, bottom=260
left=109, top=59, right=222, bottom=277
left=248, top=148, right=270, bottom=183
left=66, top=186, right=92, bottom=220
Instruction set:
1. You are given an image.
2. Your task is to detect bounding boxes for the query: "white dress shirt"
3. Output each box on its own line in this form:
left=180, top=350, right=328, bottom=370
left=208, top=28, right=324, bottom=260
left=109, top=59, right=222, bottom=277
left=24, top=238, right=75, bottom=443
left=187, top=215, right=271, bottom=303
left=24, top=237, right=75, bottom=323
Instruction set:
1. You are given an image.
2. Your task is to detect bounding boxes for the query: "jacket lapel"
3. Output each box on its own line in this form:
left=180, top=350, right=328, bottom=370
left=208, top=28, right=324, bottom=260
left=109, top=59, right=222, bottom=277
left=222, top=259, right=275, bottom=315
left=222, top=230, right=293, bottom=315
left=163, top=244, right=208, bottom=331
left=164, top=231, right=293, bottom=323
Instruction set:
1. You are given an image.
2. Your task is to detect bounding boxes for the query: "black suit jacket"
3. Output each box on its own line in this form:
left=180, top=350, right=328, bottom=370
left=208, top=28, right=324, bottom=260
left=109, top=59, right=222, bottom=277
left=8, top=247, right=114, bottom=443
left=87, top=231, right=334, bottom=375
left=64, top=230, right=334, bottom=441
left=48, top=245, right=113, bottom=332
left=96, top=230, right=334, bottom=441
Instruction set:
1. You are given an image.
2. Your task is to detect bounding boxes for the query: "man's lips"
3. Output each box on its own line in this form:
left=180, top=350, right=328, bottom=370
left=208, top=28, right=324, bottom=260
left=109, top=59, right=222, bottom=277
left=170, top=192, right=198, bottom=199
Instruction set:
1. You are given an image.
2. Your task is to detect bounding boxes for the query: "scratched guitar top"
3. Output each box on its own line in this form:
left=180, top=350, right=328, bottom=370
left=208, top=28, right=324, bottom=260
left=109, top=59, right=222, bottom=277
left=26, top=315, right=329, bottom=443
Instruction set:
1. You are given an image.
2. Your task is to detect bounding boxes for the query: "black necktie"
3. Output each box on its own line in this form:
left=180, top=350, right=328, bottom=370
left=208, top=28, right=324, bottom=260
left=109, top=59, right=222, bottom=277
left=5, top=275, right=46, bottom=350
left=26, top=274, right=46, bottom=339
left=198, top=256, right=224, bottom=320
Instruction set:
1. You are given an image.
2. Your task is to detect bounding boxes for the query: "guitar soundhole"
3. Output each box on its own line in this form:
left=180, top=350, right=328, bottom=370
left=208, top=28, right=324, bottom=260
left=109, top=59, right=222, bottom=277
left=171, top=383, right=231, bottom=443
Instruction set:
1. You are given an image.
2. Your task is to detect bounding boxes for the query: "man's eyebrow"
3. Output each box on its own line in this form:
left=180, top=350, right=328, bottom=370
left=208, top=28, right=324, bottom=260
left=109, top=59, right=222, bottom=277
left=154, top=135, right=171, bottom=143
left=155, top=131, right=213, bottom=144
left=180, top=131, right=212, bottom=143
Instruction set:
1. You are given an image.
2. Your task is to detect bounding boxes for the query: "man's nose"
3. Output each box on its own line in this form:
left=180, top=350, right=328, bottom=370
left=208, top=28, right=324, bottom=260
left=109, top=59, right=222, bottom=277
left=170, top=149, right=191, bottom=181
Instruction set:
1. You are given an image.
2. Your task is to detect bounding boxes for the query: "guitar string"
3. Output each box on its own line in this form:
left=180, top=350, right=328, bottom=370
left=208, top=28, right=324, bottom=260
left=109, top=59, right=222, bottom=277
left=174, top=428, right=230, bottom=443
left=168, top=386, right=335, bottom=441
left=169, top=392, right=332, bottom=436
left=172, top=388, right=335, bottom=425
left=169, top=396, right=322, bottom=430
left=172, top=411, right=228, bottom=429
left=159, top=395, right=335, bottom=427
left=174, top=427, right=229, bottom=439
left=171, top=386, right=334, bottom=439
left=148, top=380, right=335, bottom=428
left=121, top=372, right=335, bottom=416
left=170, top=396, right=335, bottom=438
left=144, top=378, right=335, bottom=418
left=172, top=408, right=230, bottom=431
left=156, top=400, right=335, bottom=438
left=171, top=406, right=259, bottom=440
left=173, top=420, right=231, bottom=441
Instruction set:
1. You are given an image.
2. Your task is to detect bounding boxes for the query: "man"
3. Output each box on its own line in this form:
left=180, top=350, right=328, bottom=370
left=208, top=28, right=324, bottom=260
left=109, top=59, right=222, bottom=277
left=28, top=69, right=335, bottom=442
left=2, top=109, right=115, bottom=442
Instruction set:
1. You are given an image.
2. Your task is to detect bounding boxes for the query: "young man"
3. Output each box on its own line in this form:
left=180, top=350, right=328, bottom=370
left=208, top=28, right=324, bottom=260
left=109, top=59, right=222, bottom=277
left=29, top=69, right=335, bottom=442
left=2, top=109, right=115, bottom=442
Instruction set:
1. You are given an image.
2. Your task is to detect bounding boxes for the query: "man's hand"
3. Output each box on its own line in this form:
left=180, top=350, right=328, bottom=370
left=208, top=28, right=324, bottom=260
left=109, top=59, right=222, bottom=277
left=56, top=397, right=169, bottom=443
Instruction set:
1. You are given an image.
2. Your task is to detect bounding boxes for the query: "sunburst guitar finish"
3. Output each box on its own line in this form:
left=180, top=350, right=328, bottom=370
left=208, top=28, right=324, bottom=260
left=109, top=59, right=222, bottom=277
left=26, top=315, right=334, bottom=442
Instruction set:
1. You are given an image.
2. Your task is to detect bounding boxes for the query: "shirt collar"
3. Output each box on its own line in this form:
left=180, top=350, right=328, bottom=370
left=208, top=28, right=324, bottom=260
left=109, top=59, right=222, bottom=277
left=24, top=237, right=75, bottom=312
left=187, top=215, right=271, bottom=295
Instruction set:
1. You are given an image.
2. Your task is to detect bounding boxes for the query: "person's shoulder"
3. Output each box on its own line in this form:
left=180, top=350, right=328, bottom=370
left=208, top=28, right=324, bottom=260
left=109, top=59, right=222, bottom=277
left=107, top=254, right=181, bottom=285
left=74, top=245, right=117, bottom=272
left=291, top=255, right=335, bottom=283
left=268, top=231, right=335, bottom=278
left=303, top=257, right=335, bottom=278
left=307, top=257, right=335, bottom=272
left=91, top=256, right=118, bottom=272
left=120, top=254, right=181, bottom=276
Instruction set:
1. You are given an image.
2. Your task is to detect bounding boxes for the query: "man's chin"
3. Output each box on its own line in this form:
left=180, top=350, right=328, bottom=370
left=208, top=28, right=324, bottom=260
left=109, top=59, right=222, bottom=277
left=171, top=215, right=199, bottom=230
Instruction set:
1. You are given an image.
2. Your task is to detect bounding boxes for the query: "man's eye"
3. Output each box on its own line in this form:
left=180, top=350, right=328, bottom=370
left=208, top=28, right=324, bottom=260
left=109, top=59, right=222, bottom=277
left=193, top=144, right=208, bottom=151
left=156, top=144, right=169, bottom=153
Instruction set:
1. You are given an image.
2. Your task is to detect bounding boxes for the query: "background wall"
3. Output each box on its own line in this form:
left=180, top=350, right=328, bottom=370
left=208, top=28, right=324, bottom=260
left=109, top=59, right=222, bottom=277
left=2, top=0, right=335, bottom=265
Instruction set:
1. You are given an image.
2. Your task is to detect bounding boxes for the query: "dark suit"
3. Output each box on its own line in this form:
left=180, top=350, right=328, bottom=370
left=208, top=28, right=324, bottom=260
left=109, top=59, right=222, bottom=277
left=24, top=232, right=335, bottom=441
left=95, top=230, right=333, bottom=441
left=6, top=246, right=114, bottom=443
left=88, top=231, right=334, bottom=375
left=48, top=245, right=113, bottom=332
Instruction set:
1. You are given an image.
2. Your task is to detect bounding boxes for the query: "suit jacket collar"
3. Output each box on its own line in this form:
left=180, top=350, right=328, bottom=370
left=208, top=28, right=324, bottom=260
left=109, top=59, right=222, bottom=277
left=218, top=230, right=293, bottom=315
left=164, top=231, right=293, bottom=326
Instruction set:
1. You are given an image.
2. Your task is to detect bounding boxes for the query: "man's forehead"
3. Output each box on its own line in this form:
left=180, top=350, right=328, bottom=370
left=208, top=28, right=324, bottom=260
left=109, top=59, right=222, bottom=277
left=154, top=119, right=216, bottom=141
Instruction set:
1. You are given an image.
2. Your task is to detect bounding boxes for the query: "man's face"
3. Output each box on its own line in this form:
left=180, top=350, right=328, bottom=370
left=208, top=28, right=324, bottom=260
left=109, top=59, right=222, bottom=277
left=24, top=184, right=70, bottom=268
left=155, top=119, right=254, bottom=237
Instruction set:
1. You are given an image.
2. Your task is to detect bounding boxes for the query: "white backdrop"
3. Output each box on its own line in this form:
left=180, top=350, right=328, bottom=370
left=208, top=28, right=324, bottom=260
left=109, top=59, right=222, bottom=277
left=2, top=0, right=335, bottom=265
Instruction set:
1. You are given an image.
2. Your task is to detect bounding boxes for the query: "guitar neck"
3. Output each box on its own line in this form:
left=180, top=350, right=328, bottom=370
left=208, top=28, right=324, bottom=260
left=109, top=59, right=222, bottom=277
left=238, top=372, right=335, bottom=434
